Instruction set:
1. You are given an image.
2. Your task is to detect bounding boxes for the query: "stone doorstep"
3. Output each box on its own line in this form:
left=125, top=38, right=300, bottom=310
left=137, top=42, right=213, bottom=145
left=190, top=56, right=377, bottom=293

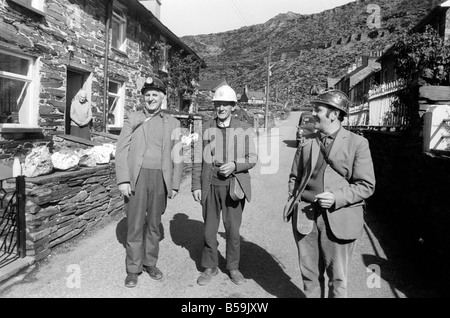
left=0, top=256, right=34, bottom=283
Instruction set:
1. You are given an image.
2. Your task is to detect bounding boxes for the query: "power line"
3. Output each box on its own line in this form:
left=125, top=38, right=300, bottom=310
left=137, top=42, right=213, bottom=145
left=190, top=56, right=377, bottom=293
left=232, top=0, right=253, bottom=25
left=227, top=0, right=250, bottom=26
left=236, top=0, right=256, bottom=24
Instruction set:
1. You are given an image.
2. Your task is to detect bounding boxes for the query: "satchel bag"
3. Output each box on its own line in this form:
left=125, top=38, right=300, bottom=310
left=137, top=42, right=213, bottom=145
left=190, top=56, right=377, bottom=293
left=229, top=174, right=245, bottom=201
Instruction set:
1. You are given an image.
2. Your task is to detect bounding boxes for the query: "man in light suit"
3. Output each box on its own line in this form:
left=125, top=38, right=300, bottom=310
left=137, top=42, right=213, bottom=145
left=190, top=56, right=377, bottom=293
left=286, top=89, right=375, bottom=298
left=116, top=75, right=183, bottom=288
left=192, top=85, right=257, bottom=286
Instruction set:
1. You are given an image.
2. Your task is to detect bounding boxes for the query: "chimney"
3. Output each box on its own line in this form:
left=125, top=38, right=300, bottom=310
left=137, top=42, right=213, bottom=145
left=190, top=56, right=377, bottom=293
left=140, top=0, right=162, bottom=20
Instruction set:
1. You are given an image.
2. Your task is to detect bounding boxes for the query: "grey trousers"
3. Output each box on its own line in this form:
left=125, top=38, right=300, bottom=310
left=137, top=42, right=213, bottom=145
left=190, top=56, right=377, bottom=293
left=201, top=184, right=244, bottom=271
left=126, top=169, right=167, bottom=274
left=293, top=206, right=356, bottom=298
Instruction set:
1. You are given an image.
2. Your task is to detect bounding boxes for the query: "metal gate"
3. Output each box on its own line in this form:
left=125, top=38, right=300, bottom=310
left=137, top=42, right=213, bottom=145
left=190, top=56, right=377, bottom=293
left=0, top=175, right=26, bottom=267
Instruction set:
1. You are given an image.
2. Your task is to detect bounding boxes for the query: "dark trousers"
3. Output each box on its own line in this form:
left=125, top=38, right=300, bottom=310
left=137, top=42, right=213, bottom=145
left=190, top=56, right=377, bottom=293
left=293, top=206, right=356, bottom=298
left=70, top=125, right=91, bottom=140
left=126, top=169, right=167, bottom=274
left=201, top=184, right=245, bottom=271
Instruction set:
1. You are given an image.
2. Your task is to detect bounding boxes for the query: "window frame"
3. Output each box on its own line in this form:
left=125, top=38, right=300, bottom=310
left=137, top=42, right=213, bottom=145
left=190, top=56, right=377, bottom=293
left=111, top=3, right=127, bottom=53
left=0, top=48, right=39, bottom=129
left=107, top=79, right=125, bottom=129
left=159, top=36, right=169, bottom=73
left=9, top=0, right=45, bottom=15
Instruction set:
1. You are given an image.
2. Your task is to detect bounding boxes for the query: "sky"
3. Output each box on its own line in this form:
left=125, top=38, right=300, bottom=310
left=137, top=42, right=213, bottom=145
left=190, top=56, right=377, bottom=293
left=160, top=0, right=356, bottom=37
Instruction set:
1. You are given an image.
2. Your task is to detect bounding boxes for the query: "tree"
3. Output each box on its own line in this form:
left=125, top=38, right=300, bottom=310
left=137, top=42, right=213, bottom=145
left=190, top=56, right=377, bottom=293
left=150, top=42, right=203, bottom=112
left=168, top=50, right=203, bottom=112
left=393, top=25, right=450, bottom=86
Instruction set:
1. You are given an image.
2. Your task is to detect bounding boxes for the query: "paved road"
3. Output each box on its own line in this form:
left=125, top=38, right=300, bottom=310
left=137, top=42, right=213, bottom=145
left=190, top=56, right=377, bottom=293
left=0, top=112, right=446, bottom=298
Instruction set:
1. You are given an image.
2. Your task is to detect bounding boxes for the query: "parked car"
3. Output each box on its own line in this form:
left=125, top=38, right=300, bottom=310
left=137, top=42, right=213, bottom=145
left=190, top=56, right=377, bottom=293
left=296, top=111, right=315, bottom=147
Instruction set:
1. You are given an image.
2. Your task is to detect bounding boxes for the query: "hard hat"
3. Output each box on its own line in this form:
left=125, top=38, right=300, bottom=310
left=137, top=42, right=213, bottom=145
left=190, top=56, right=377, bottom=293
left=311, top=89, right=350, bottom=116
left=141, top=75, right=166, bottom=95
left=212, top=85, right=237, bottom=103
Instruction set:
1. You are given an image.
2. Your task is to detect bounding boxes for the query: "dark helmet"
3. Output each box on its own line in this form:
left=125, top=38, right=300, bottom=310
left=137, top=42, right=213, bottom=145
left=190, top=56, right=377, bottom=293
left=311, top=89, right=350, bottom=116
left=141, top=75, right=166, bottom=95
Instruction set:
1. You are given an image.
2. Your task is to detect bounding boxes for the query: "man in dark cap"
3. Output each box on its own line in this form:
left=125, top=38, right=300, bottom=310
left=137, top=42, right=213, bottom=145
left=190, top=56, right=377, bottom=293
left=115, top=74, right=183, bottom=288
left=285, top=89, right=375, bottom=298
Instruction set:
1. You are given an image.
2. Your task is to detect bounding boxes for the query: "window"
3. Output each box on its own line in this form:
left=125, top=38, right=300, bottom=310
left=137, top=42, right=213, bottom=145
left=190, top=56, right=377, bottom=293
left=111, top=4, right=127, bottom=52
left=9, top=0, right=45, bottom=15
left=0, top=49, right=38, bottom=127
left=159, top=36, right=169, bottom=73
left=107, top=79, right=124, bottom=128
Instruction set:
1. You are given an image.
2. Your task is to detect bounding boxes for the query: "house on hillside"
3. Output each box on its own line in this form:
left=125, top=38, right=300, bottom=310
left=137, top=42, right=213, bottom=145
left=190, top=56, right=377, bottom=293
left=198, top=78, right=227, bottom=95
left=196, top=79, right=228, bottom=110
left=334, top=54, right=381, bottom=97
left=0, top=0, right=204, bottom=150
left=239, top=85, right=266, bottom=105
left=362, top=0, right=450, bottom=128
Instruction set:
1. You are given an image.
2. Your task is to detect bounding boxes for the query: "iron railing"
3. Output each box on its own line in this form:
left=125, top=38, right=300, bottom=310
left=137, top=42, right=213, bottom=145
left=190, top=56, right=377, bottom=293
left=0, top=175, right=26, bottom=267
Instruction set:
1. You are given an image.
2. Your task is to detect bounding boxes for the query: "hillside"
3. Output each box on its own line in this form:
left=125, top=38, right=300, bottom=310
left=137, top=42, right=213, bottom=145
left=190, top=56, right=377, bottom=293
left=182, top=0, right=443, bottom=106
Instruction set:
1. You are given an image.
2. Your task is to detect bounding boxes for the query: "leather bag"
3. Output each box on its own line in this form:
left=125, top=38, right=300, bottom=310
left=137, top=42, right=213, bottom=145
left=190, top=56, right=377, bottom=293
left=229, top=174, right=245, bottom=201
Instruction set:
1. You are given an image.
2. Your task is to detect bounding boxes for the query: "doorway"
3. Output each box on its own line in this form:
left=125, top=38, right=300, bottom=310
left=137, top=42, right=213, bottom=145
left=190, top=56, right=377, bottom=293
left=66, top=70, right=88, bottom=134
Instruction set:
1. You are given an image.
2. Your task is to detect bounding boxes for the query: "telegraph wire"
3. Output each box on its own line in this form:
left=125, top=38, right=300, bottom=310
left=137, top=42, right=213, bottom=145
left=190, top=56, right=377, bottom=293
left=232, top=0, right=253, bottom=26
left=236, top=0, right=256, bottom=24
left=227, top=0, right=250, bottom=26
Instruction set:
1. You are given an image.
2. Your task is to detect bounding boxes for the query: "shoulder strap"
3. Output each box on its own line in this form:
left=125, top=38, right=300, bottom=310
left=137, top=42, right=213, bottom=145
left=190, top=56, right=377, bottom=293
left=318, top=137, right=346, bottom=180
left=132, top=116, right=151, bottom=134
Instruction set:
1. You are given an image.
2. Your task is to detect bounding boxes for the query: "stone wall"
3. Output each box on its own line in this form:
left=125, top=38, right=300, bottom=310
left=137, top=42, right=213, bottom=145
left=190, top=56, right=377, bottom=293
left=0, top=0, right=175, bottom=134
left=363, top=129, right=450, bottom=256
left=22, top=162, right=123, bottom=262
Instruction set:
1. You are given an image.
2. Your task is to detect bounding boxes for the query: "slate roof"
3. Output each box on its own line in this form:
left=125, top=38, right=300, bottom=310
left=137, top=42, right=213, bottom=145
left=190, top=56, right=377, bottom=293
left=246, top=91, right=266, bottom=100
left=198, top=79, right=227, bottom=91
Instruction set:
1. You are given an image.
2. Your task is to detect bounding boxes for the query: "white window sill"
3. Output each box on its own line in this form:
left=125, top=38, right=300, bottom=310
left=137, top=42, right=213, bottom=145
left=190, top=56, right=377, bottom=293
left=0, top=126, right=43, bottom=134
left=9, top=0, right=45, bottom=16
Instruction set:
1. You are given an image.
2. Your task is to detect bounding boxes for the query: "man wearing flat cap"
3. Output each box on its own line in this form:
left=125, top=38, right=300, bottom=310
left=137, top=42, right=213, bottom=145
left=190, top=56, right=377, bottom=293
left=286, top=89, right=375, bottom=297
left=115, top=74, right=183, bottom=288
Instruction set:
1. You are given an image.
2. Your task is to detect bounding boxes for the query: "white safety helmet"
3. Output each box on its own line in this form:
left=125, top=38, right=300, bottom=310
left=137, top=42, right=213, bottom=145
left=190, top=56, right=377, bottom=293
left=212, top=85, right=238, bottom=103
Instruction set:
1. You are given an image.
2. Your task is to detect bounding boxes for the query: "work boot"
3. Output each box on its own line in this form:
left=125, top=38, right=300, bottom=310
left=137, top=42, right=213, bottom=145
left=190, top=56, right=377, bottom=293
left=229, top=270, right=246, bottom=285
left=124, top=273, right=138, bottom=288
left=143, top=265, right=163, bottom=280
left=197, top=267, right=219, bottom=286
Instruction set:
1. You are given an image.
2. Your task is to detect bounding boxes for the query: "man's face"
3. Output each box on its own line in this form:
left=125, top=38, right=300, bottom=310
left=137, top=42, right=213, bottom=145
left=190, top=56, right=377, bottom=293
left=79, top=94, right=87, bottom=103
left=143, top=89, right=164, bottom=112
left=214, top=101, right=235, bottom=121
left=312, top=104, right=336, bottom=132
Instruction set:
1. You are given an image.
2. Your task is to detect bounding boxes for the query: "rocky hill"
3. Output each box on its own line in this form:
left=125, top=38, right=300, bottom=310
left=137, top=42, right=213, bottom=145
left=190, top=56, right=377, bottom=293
left=182, top=0, right=443, bottom=106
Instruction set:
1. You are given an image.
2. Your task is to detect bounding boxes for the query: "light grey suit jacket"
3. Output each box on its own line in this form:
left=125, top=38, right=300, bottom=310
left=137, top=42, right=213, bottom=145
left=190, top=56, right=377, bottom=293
left=115, top=110, right=183, bottom=194
left=286, top=127, right=376, bottom=240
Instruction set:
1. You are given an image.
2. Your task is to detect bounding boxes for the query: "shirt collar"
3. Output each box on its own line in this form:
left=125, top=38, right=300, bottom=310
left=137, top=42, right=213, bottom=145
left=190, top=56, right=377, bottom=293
left=320, top=127, right=340, bottom=141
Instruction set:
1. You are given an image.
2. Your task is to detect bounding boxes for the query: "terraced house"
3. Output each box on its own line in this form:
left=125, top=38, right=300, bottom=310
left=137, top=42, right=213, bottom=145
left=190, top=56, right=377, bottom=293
left=0, top=0, right=203, bottom=153
left=0, top=0, right=204, bottom=272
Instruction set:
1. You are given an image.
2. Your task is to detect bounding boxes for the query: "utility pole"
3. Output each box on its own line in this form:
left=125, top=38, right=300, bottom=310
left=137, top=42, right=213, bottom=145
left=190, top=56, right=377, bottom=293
left=264, top=47, right=272, bottom=132
left=264, top=48, right=285, bottom=131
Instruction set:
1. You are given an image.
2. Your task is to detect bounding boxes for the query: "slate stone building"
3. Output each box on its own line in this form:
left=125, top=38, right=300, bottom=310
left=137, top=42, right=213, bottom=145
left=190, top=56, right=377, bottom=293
left=0, top=0, right=203, bottom=157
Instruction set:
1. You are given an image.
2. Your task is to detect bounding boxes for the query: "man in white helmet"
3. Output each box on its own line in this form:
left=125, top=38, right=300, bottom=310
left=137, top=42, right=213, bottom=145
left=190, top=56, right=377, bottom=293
left=192, top=84, right=257, bottom=286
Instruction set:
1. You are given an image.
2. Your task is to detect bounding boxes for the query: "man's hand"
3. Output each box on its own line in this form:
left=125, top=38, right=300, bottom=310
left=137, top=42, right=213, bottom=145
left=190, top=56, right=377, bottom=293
left=314, top=192, right=335, bottom=209
left=169, top=190, right=178, bottom=199
left=192, top=189, right=201, bottom=203
left=218, top=161, right=236, bottom=178
left=118, top=183, right=131, bottom=198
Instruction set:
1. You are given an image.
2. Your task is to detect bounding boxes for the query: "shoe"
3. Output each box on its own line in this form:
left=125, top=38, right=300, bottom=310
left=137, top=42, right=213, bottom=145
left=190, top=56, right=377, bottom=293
left=197, top=267, right=219, bottom=286
left=229, top=270, right=246, bottom=285
left=124, top=273, right=138, bottom=288
left=143, top=265, right=163, bottom=280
